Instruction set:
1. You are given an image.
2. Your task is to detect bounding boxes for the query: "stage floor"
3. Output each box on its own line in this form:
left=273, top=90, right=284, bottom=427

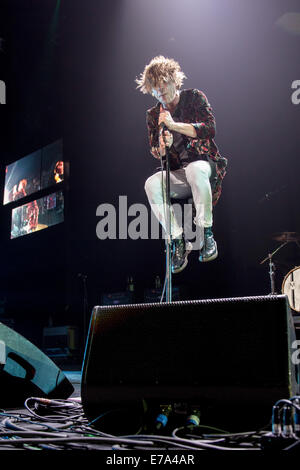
left=64, top=369, right=82, bottom=398
left=0, top=365, right=300, bottom=453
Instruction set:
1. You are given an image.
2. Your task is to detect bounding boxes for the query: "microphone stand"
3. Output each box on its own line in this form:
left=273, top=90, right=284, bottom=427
left=78, top=273, right=89, bottom=348
left=82, top=274, right=88, bottom=341
left=164, top=139, right=172, bottom=303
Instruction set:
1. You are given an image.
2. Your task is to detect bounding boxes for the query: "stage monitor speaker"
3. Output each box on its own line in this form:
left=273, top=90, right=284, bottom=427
left=81, top=295, right=299, bottom=433
left=0, top=322, right=74, bottom=407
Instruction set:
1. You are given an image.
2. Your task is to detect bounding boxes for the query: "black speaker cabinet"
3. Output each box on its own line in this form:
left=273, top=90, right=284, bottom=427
left=81, top=295, right=299, bottom=432
left=0, top=322, right=74, bottom=407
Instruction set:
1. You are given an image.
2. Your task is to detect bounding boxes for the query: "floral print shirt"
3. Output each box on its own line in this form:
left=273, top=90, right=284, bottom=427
left=146, top=88, right=227, bottom=206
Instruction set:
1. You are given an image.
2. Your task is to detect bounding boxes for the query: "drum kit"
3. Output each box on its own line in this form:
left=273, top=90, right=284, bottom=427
left=260, top=232, right=300, bottom=312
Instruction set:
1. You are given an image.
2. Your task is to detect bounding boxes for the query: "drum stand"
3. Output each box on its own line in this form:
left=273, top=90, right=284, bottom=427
left=267, top=253, right=277, bottom=295
left=260, top=242, right=288, bottom=295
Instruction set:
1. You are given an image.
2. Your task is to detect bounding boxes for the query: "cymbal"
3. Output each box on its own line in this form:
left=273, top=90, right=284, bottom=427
left=272, top=231, right=300, bottom=242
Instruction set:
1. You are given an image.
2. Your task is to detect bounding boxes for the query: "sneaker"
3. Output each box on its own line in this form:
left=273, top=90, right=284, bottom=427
left=199, top=227, right=218, bottom=262
left=172, top=236, right=192, bottom=274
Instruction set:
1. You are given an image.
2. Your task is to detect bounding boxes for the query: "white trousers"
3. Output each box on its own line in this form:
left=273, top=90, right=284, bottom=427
left=144, top=160, right=212, bottom=239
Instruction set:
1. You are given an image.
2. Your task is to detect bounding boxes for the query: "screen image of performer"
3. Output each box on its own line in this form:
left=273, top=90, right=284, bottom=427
left=12, top=179, right=28, bottom=201
left=27, top=199, right=39, bottom=232
left=136, top=56, right=228, bottom=273
left=54, top=160, right=64, bottom=184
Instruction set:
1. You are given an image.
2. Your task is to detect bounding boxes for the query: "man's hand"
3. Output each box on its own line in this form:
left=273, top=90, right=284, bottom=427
left=150, top=130, right=173, bottom=159
left=158, top=104, right=197, bottom=138
left=158, top=105, right=174, bottom=130
left=150, top=146, right=161, bottom=160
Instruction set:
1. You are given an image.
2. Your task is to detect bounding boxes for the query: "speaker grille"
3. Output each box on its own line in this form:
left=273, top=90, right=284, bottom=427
left=81, top=295, right=299, bottom=429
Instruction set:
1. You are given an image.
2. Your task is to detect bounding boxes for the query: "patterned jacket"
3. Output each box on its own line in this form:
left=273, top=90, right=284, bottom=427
left=146, top=88, right=227, bottom=206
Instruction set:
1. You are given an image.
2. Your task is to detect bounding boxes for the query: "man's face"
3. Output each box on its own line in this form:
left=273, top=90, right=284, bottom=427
left=151, top=79, right=177, bottom=105
left=56, top=161, right=64, bottom=175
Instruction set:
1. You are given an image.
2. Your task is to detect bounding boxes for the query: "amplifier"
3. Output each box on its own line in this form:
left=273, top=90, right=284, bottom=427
left=101, top=291, right=134, bottom=306
left=144, top=286, right=180, bottom=303
left=81, top=295, right=299, bottom=433
left=43, top=325, right=78, bottom=357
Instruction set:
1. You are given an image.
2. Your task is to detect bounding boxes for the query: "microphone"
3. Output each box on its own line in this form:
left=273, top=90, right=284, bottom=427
left=159, top=123, right=171, bottom=148
left=159, top=121, right=172, bottom=157
left=159, top=122, right=167, bottom=133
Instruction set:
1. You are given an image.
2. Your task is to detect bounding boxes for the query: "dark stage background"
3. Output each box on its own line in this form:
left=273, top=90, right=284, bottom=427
left=0, top=0, right=299, bottom=353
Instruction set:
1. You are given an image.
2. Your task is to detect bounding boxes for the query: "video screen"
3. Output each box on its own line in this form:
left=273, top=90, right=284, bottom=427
left=11, top=190, right=64, bottom=239
left=41, top=139, right=64, bottom=189
left=3, top=139, right=64, bottom=205
left=3, top=150, right=41, bottom=205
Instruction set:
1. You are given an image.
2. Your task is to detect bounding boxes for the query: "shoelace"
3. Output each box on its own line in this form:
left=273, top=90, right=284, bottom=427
left=173, top=239, right=184, bottom=257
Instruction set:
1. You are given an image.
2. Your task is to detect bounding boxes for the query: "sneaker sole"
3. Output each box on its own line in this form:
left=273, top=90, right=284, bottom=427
left=172, top=256, right=188, bottom=274
left=199, top=248, right=218, bottom=263
left=172, top=243, right=193, bottom=274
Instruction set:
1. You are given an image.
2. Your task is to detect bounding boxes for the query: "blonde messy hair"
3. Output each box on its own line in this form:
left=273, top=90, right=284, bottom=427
left=135, top=55, right=187, bottom=94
